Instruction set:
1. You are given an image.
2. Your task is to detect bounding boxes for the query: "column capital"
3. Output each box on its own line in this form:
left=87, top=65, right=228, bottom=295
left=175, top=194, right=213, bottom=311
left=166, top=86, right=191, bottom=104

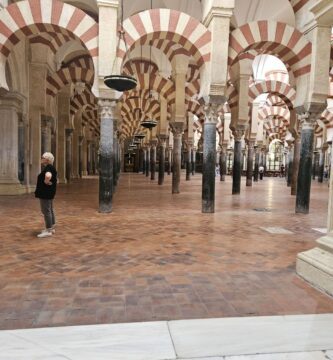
left=98, top=99, right=118, bottom=119
left=232, top=128, right=245, bottom=141
left=65, top=128, right=74, bottom=137
left=170, top=122, right=184, bottom=136
left=97, top=0, right=118, bottom=8
left=203, top=102, right=221, bottom=124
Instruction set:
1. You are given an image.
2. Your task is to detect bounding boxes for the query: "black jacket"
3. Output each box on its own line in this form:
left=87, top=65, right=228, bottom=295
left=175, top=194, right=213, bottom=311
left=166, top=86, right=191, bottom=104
left=35, top=164, right=57, bottom=199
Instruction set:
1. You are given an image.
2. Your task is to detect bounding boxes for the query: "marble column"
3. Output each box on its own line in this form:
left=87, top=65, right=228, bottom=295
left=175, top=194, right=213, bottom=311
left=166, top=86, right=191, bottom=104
left=232, top=131, right=244, bottom=195
left=312, top=151, right=317, bottom=180
left=253, top=146, right=259, bottom=182
left=98, top=100, right=115, bottom=213
left=287, top=144, right=293, bottom=187
left=78, top=135, right=84, bottom=178
left=41, top=116, right=52, bottom=154
left=81, top=136, right=88, bottom=176
left=138, top=148, right=143, bottom=173
left=0, top=93, right=25, bottom=194
left=202, top=106, right=218, bottom=213
left=192, top=148, right=196, bottom=175
left=57, top=92, right=68, bottom=184
left=168, top=147, right=172, bottom=175
left=150, top=141, right=157, bottom=181
left=171, top=124, right=184, bottom=194
left=246, top=141, right=254, bottom=186
left=318, top=146, right=326, bottom=183
left=142, top=148, right=147, bottom=175
left=291, top=136, right=301, bottom=196
left=296, top=121, right=314, bottom=214
left=220, top=145, right=227, bottom=181
left=186, top=141, right=192, bottom=181
left=145, top=145, right=150, bottom=177
left=158, top=136, right=167, bottom=185
left=65, top=129, right=73, bottom=183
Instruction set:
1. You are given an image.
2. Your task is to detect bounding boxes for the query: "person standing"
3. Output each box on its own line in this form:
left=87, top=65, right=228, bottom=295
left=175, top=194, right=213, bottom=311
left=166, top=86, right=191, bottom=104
left=259, top=165, right=264, bottom=180
left=35, top=152, right=57, bottom=238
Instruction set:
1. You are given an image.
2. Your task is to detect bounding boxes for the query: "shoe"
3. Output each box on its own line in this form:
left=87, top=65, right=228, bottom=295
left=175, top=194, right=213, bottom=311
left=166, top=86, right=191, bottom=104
left=37, top=230, right=53, bottom=238
left=51, top=228, right=56, bottom=234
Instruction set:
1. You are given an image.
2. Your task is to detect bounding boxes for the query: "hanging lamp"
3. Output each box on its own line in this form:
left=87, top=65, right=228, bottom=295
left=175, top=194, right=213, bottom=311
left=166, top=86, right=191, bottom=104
left=104, top=1, right=137, bottom=92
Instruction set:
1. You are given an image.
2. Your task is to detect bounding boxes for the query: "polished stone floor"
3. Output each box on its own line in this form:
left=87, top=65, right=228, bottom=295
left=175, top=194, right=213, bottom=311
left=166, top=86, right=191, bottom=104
left=0, top=172, right=333, bottom=330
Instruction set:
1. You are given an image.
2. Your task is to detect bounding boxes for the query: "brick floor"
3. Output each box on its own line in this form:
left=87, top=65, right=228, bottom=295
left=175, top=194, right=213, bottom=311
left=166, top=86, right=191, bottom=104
left=0, top=172, right=333, bottom=330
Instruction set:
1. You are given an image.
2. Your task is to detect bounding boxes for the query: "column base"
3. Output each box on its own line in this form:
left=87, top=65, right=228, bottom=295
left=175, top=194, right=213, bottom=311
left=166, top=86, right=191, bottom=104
left=296, top=235, right=333, bottom=296
left=0, top=182, right=27, bottom=195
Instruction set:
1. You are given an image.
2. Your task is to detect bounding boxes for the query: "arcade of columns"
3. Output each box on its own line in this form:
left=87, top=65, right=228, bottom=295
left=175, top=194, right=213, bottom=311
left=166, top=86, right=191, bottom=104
left=0, top=0, right=332, bottom=294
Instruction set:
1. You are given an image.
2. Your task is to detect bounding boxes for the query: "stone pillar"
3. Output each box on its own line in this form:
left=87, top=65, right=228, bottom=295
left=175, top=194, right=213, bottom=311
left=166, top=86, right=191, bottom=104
left=41, top=116, right=52, bottom=154
left=138, top=147, right=144, bottom=173
left=65, top=129, right=73, bottom=183
left=219, top=145, right=227, bottom=181
left=142, top=148, right=147, bottom=175
left=253, top=146, right=260, bottom=182
left=57, top=91, right=69, bottom=184
left=168, top=147, right=172, bottom=175
left=296, top=119, right=315, bottom=214
left=78, top=135, right=84, bottom=178
left=72, top=129, right=79, bottom=179
left=186, top=141, right=192, bottom=181
left=192, top=148, right=196, bottom=175
left=287, top=144, right=294, bottom=187
left=145, top=145, right=150, bottom=177
left=232, top=130, right=244, bottom=195
left=0, top=93, right=25, bottom=194
left=202, top=104, right=218, bottom=213
left=318, top=145, right=327, bottom=183
left=150, top=141, right=157, bottom=181
left=171, top=123, right=184, bottom=194
left=158, top=136, right=167, bottom=185
left=82, top=136, right=88, bottom=176
left=291, top=136, right=301, bottom=195
left=312, top=151, right=317, bottom=180
left=246, top=141, right=254, bottom=186
left=98, top=99, right=115, bottom=213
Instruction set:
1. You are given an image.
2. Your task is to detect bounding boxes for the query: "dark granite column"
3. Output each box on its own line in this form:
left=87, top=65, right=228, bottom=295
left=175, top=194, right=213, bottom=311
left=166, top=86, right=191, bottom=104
left=158, top=136, right=167, bottom=185
left=291, top=136, right=301, bottom=195
left=171, top=123, right=184, bottom=194
left=65, top=128, right=73, bottom=183
left=246, top=141, right=254, bottom=186
left=312, top=151, right=317, bottom=180
left=202, top=115, right=217, bottom=213
left=287, top=144, right=293, bottom=187
left=78, top=135, right=83, bottom=178
left=186, top=141, right=192, bottom=181
left=253, top=146, right=259, bottom=182
left=318, top=146, right=326, bottom=183
left=138, top=147, right=143, bottom=173
left=220, top=145, right=227, bottom=181
left=232, top=131, right=244, bottom=195
left=150, top=141, right=157, bottom=180
left=142, top=148, right=146, bottom=175
left=168, top=147, right=172, bottom=175
left=145, top=146, right=150, bottom=177
left=296, top=121, right=314, bottom=214
left=98, top=100, right=115, bottom=213
left=192, top=148, right=196, bottom=175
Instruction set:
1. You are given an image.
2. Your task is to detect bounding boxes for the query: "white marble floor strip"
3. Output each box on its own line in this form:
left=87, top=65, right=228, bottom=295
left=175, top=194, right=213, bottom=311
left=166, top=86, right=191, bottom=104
left=1, top=314, right=333, bottom=360
left=259, top=227, right=294, bottom=234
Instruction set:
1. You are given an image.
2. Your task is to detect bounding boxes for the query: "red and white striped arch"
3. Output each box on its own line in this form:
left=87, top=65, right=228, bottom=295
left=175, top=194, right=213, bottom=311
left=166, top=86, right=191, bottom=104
left=70, top=89, right=97, bottom=115
left=258, top=106, right=290, bottom=126
left=46, top=67, right=94, bottom=97
left=123, top=59, right=159, bottom=76
left=225, top=84, right=238, bottom=110
left=119, top=9, right=211, bottom=68
left=290, top=0, right=310, bottom=13
left=248, top=81, right=296, bottom=109
left=229, top=21, right=311, bottom=78
left=29, top=31, right=76, bottom=54
left=315, top=122, right=324, bottom=137
left=263, top=117, right=288, bottom=141
left=186, top=99, right=204, bottom=118
left=319, top=109, right=333, bottom=129
left=62, top=54, right=94, bottom=70
left=266, top=94, right=288, bottom=108
left=0, top=0, right=98, bottom=92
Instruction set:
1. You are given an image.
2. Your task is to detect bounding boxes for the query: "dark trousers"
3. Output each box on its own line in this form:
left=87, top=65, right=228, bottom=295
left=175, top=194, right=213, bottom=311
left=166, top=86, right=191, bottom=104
left=259, top=172, right=263, bottom=180
left=40, top=199, right=55, bottom=229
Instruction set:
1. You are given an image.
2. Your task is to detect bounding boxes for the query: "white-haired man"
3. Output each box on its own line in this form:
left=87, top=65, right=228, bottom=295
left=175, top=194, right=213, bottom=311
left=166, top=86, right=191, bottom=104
left=35, top=152, right=58, bottom=238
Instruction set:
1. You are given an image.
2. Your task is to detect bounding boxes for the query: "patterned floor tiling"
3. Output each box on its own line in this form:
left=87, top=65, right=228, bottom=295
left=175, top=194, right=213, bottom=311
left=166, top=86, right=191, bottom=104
left=0, top=173, right=333, bottom=329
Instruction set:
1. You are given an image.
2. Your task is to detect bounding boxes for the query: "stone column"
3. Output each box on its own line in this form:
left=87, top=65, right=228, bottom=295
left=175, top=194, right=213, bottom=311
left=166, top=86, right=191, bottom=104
left=0, top=93, right=25, bottom=194
left=158, top=136, right=167, bottom=185
left=41, top=116, right=52, bottom=154
left=138, top=147, right=144, bottom=173
left=219, top=145, right=227, bottom=181
left=65, top=129, right=73, bottom=183
left=318, top=145, right=327, bottom=183
left=57, top=91, right=69, bottom=183
left=150, top=141, right=157, bottom=181
left=142, top=147, right=147, bottom=175
left=192, top=148, right=196, bottom=175
left=246, top=141, right=255, bottom=186
left=291, top=136, right=301, bottom=195
left=171, top=123, right=184, bottom=194
left=253, top=146, right=260, bottom=182
left=145, top=145, right=150, bottom=177
left=98, top=99, right=116, bottom=213
left=296, top=118, right=315, bottom=214
left=287, top=144, right=294, bottom=187
left=82, top=135, right=88, bottom=176
left=202, top=104, right=218, bottom=213
left=168, top=147, right=172, bottom=175
left=72, top=129, right=79, bottom=179
left=312, top=151, right=317, bottom=180
left=186, top=141, right=192, bottom=181
left=232, top=130, right=244, bottom=195
left=78, top=135, right=84, bottom=178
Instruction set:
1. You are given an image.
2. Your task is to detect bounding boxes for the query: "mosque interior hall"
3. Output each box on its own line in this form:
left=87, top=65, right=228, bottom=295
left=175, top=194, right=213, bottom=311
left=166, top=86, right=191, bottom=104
left=1, top=0, right=333, bottom=358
